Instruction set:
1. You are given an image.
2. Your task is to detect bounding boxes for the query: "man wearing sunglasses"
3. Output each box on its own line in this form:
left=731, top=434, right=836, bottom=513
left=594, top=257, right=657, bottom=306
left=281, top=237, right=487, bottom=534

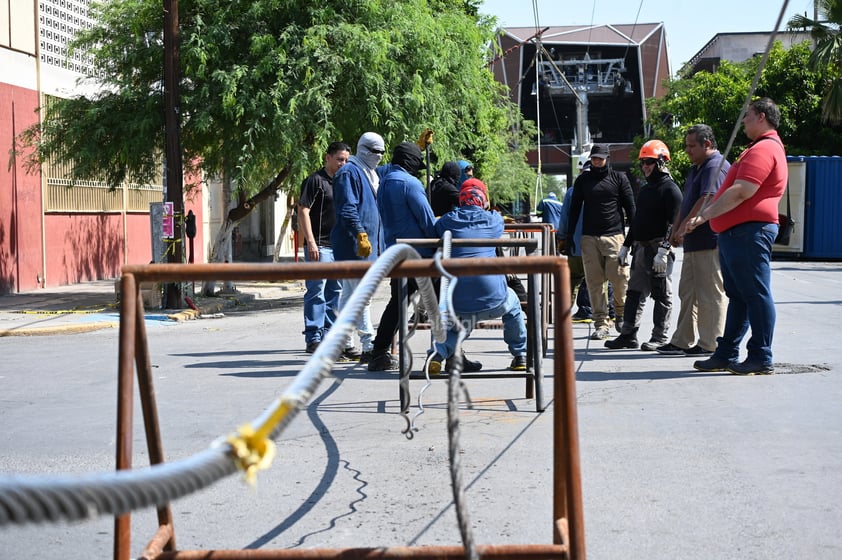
left=331, top=132, right=387, bottom=362
left=605, top=140, right=682, bottom=351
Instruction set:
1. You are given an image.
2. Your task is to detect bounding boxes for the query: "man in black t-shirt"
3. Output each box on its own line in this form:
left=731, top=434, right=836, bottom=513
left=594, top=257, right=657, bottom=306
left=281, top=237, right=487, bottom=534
left=298, top=141, right=351, bottom=354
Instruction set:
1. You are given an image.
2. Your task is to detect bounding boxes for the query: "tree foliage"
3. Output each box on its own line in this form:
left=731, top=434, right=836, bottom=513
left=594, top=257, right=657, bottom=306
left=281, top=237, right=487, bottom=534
left=788, top=0, right=842, bottom=124
left=20, top=0, right=535, bottom=209
left=643, top=40, right=842, bottom=187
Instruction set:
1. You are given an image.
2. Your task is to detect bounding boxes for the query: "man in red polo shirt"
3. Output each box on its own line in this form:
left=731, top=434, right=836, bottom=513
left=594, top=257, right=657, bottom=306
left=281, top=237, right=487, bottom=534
left=684, top=98, right=787, bottom=375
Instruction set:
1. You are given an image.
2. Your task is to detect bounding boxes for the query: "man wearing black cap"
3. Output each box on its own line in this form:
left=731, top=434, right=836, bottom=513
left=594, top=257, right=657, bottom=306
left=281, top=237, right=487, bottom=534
left=564, top=144, right=636, bottom=340
left=368, top=142, right=439, bottom=372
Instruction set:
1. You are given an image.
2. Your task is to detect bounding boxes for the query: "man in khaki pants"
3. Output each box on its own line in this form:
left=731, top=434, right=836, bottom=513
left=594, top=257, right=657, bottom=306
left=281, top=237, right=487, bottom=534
left=656, top=124, right=730, bottom=357
left=563, top=144, right=636, bottom=340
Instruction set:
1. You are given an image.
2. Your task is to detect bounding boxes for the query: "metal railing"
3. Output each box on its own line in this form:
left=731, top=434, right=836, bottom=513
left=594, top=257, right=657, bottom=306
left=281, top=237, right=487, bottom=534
left=50, top=255, right=580, bottom=560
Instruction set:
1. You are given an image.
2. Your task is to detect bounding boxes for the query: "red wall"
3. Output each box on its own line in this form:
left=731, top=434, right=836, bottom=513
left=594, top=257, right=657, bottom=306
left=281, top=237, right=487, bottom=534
left=2, top=81, right=205, bottom=292
left=0, top=83, right=43, bottom=294
left=43, top=214, right=126, bottom=284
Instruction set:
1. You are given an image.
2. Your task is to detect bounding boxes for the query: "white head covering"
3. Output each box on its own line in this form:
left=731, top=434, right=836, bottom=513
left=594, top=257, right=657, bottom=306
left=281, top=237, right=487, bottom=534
left=350, top=132, right=385, bottom=191
left=355, top=132, right=385, bottom=169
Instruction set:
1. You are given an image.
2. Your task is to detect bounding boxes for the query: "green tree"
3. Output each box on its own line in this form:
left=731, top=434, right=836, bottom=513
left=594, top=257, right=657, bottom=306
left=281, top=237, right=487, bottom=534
left=644, top=40, right=842, bottom=188
left=788, top=0, right=842, bottom=124
left=20, top=0, right=534, bottom=280
left=483, top=118, right=538, bottom=204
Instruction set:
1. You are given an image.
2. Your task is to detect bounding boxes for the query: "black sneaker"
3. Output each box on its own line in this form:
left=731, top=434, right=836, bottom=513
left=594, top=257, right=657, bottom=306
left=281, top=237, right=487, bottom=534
left=336, top=347, right=360, bottom=363
left=640, top=339, right=667, bottom=351
left=655, top=343, right=686, bottom=356
left=368, top=350, right=399, bottom=372
left=693, top=357, right=733, bottom=372
left=684, top=345, right=713, bottom=357
left=446, top=353, right=483, bottom=373
left=604, top=335, right=639, bottom=349
left=305, top=341, right=320, bottom=354
left=571, top=310, right=593, bottom=323
left=727, top=361, right=774, bottom=376
left=342, top=347, right=361, bottom=360
left=508, top=355, right=527, bottom=371
left=358, top=351, right=373, bottom=364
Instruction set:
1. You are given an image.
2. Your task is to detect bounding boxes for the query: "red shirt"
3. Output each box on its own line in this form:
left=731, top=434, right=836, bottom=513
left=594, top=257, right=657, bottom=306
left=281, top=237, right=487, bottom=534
left=709, top=131, right=787, bottom=233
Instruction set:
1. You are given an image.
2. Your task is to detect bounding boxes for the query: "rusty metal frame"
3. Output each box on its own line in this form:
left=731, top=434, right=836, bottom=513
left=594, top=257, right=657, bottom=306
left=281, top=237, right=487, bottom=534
left=394, top=237, right=544, bottom=410
left=115, top=257, right=583, bottom=560
left=505, top=223, right=555, bottom=353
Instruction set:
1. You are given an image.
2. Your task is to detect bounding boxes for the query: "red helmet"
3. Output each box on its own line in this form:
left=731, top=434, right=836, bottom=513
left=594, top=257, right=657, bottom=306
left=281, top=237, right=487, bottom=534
left=639, top=139, right=671, bottom=162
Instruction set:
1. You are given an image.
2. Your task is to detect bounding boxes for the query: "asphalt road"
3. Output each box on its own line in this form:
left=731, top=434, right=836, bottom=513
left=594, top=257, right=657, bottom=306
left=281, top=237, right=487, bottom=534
left=0, top=258, right=840, bottom=559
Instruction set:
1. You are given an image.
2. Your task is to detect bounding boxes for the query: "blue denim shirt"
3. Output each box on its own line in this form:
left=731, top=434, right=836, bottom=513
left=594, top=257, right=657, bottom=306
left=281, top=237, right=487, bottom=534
left=537, top=195, right=564, bottom=239
left=330, top=160, right=384, bottom=261
left=376, top=164, right=438, bottom=257
left=558, top=185, right=583, bottom=256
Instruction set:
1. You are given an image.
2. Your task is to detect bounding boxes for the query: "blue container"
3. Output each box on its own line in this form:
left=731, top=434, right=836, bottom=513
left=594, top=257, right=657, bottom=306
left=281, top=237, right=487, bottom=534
left=801, top=156, right=842, bottom=259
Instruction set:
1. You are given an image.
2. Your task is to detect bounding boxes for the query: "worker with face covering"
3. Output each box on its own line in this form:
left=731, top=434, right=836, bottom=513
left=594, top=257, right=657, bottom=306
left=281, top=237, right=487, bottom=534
left=430, top=161, right=462, bottom=216
left=331, top=132, right=387, bottom=361
left=367, top=141, right=439, bottom=371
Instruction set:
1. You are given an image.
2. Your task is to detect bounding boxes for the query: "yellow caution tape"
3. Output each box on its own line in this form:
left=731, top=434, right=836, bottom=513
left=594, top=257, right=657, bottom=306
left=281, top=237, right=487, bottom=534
left=12, top=305, right=116, bottom=315
left=163, top=237, right=182, bottom=257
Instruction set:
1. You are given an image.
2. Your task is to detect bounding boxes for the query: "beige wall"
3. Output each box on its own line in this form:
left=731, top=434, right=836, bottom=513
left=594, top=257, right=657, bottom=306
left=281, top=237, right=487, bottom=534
left=2, top=0, right=36, bottom=54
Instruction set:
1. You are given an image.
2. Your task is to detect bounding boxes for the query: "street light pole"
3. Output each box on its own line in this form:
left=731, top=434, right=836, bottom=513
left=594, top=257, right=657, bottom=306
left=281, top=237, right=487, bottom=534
left=163, top=0, right=184, bottom=308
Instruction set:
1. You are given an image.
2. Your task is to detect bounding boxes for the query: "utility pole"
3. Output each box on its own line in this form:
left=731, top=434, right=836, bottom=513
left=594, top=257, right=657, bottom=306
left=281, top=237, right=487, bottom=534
left=163, top=0, right=184, bottom=308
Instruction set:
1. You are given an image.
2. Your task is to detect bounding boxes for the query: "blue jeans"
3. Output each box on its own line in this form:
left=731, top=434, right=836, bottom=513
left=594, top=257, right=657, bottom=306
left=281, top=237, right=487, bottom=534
left=303, top=247, right=342, bottom=344
left=713, top=222, right=778, bottom=366
left=435, top=287, right=527, bottom=359
left=339, top=278, right=374, bottom=352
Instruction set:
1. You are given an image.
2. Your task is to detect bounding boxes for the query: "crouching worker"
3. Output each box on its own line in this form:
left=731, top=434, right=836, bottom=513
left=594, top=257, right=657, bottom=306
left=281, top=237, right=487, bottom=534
left=429, top=179, right=528, bottom=373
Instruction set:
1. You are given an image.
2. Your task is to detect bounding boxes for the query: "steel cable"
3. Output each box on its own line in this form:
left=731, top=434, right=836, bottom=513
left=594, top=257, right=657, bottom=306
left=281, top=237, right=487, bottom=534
left=433, top=242, right=478, bottom=560
left=0, top=243, right=444, bottom=526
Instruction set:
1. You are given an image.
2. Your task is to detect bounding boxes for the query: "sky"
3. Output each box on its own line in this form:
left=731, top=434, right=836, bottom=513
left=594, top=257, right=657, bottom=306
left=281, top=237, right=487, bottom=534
left=479, top=0, right=817, bottom=73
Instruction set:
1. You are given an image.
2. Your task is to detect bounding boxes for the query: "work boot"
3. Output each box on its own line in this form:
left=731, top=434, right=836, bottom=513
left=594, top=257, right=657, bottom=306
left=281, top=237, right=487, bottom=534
left=446, top=353, right=483, bottom=373
left=640, top=338, right=667, bottom=351
left=508, top=355, right=527, bottom=371
left=604, top=334, right=639, bottom=349
left=367, top=349, right=399, bottom=372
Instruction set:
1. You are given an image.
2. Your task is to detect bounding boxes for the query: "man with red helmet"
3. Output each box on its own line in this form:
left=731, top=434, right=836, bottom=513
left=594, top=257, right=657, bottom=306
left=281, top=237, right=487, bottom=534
left=605, top=140, right=682, bottom=351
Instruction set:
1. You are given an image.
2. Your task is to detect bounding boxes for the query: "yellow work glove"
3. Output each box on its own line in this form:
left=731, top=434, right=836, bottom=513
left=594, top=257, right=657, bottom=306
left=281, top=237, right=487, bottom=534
left=416, top=128, right=434, bottom=150
left=356, top=232, right=372, bottom=258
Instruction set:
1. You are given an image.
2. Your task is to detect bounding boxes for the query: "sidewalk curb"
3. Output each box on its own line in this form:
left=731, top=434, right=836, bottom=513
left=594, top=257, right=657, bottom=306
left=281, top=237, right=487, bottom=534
left=0, top=321, right=118, bottom=337
left=0, top=287, right=303, bottom=336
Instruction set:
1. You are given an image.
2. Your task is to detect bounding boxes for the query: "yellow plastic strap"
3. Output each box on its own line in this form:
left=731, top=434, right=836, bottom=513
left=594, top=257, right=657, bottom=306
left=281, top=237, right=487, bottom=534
left=226, top=398, right=295, bottom=485
left=227, top=424, right=277, bottom=486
